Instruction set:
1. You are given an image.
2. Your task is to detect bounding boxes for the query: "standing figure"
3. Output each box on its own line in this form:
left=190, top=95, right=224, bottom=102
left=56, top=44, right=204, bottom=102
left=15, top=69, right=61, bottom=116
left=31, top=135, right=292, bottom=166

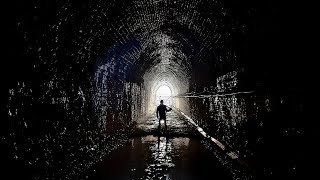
left=156, top=100, right=172, bottom=132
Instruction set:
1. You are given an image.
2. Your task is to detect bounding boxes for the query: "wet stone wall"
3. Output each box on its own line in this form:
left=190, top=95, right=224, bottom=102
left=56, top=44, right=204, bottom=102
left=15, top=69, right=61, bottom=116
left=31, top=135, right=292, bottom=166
left=188, top=69, right=305, bottom=179
left=4, top=77, right=102, bottom=179
left=2, top=55, right=146, bottom=180
left=2, top=4, right=146, bottom=180
left=93, top=63, right=145, bottom=135
left=3, top=58, right=145, bottom=180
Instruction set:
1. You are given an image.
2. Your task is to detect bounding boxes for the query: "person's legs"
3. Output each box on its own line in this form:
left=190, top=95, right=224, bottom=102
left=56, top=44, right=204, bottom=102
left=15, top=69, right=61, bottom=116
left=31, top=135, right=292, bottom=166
left=164, top=118, right=167, bottom=132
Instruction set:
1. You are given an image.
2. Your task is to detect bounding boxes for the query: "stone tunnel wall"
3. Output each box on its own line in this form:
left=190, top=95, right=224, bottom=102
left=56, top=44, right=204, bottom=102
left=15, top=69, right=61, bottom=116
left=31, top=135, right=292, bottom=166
left=187, top=68, right=305, bottom=178
left=3, top=57, right=146, bottom=180
left=2, top=2, right=146, bottom=180
left=3, top=50, right=146, bottom=179
left=93, top=63, right=146, bottom=136
left=182, top=0, right=307, bottom=177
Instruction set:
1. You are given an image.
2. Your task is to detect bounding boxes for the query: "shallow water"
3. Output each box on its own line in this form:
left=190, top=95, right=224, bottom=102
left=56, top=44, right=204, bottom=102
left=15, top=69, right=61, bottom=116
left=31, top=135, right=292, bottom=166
left=90, top=135, right=232, bottom=180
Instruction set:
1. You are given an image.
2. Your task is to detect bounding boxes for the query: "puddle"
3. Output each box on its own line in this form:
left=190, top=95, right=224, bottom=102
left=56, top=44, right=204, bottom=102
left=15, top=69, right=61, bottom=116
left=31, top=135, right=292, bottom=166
left=90, top=135, right=232, bottom=180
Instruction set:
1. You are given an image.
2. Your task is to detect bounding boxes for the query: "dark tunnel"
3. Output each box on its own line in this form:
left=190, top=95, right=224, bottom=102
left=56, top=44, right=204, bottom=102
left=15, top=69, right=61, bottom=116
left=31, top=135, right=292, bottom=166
left=1, top=0, right=309, bottom=179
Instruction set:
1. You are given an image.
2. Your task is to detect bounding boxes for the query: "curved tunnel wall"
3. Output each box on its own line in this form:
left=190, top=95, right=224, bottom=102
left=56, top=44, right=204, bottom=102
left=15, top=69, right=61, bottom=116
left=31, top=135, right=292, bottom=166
left=2, top=0, right=306, bottom=179
left=93, top=39, right=146, bottom=135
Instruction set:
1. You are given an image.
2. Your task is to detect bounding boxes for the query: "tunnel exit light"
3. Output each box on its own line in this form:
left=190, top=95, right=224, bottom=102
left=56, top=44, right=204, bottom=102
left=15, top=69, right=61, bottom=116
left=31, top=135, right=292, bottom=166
left=156, top=85, right=171, bottom=96
left=156, top=85, right=172, bottom=106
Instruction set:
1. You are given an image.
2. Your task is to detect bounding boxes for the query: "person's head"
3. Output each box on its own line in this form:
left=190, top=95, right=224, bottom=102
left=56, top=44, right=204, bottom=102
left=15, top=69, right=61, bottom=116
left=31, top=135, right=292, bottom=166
left=160, top=100, right=163, bottom=104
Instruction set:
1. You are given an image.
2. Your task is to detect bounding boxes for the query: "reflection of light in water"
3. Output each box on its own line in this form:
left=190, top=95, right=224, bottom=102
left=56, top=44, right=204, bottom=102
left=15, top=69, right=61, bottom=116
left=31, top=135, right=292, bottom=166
left=171, top=138, right=189, bottom=148
left=155, top=137, right=171, bottom=162
left=136, top=136, right=192, bottom=179
left=141, top=135, right=159, bottom=143
left=141, top=136, right=175, bottom=180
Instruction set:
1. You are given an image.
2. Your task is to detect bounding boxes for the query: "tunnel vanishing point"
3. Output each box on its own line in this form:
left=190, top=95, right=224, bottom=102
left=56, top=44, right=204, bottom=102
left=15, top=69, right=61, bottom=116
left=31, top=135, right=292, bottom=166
left=1, top=0, right=309, bottom=180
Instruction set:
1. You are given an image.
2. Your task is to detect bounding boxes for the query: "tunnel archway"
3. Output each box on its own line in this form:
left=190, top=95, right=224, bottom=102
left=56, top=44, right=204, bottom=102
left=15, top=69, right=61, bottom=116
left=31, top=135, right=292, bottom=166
left=4, top=1, right=243, bottom=177
left=3, top=0, right=306, bottom=179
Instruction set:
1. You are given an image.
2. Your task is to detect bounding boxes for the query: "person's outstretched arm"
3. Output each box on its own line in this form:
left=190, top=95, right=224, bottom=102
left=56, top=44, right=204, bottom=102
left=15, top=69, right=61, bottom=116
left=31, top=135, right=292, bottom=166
left=166, top=106, right=172, bottom=112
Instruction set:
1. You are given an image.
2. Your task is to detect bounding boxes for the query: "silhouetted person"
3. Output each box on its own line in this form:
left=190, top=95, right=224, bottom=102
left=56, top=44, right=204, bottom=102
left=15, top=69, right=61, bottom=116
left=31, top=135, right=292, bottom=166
left=156, top=100, right=172, bottom=132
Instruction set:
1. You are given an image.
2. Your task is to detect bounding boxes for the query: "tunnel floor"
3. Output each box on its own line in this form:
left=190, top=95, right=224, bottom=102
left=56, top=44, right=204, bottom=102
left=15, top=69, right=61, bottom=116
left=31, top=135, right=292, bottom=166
left=89, top=111, right=233, bottom=180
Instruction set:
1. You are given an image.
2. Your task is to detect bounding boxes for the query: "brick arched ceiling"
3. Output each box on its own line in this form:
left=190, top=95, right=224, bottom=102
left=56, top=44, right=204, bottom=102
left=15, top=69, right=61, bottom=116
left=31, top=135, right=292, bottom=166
left=19, top=0, right=242, bottom=85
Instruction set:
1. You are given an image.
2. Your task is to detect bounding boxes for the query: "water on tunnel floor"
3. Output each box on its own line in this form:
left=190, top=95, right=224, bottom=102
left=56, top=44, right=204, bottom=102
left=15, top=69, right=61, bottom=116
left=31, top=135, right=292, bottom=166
left=89, top=135, right=233, bottom=180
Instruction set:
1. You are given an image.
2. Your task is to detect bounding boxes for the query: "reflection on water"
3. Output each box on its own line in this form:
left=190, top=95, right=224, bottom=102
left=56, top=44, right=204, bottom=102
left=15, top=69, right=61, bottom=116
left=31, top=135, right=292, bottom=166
left=91, top=135, right=231, bottom=180
left=140, top=136, right=191, bottom=180
left=142, top=136, right=173, bottom=179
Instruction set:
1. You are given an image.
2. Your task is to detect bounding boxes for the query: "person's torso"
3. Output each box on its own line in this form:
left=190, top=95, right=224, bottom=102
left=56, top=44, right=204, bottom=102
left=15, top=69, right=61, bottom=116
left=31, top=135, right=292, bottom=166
left=157, top=105, right=167, bottom=117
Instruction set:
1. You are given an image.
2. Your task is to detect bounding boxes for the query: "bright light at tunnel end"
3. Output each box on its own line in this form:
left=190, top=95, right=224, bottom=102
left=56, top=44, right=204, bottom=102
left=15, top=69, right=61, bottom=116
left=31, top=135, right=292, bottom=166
left=156, top=85, right=171, bottom=96
left=156, top=85, right=172, bottom=106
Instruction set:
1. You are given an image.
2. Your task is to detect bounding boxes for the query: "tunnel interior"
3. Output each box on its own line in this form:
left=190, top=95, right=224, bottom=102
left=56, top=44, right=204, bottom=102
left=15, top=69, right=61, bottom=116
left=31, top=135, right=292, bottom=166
left=2, top=0, right=308, bottom=179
